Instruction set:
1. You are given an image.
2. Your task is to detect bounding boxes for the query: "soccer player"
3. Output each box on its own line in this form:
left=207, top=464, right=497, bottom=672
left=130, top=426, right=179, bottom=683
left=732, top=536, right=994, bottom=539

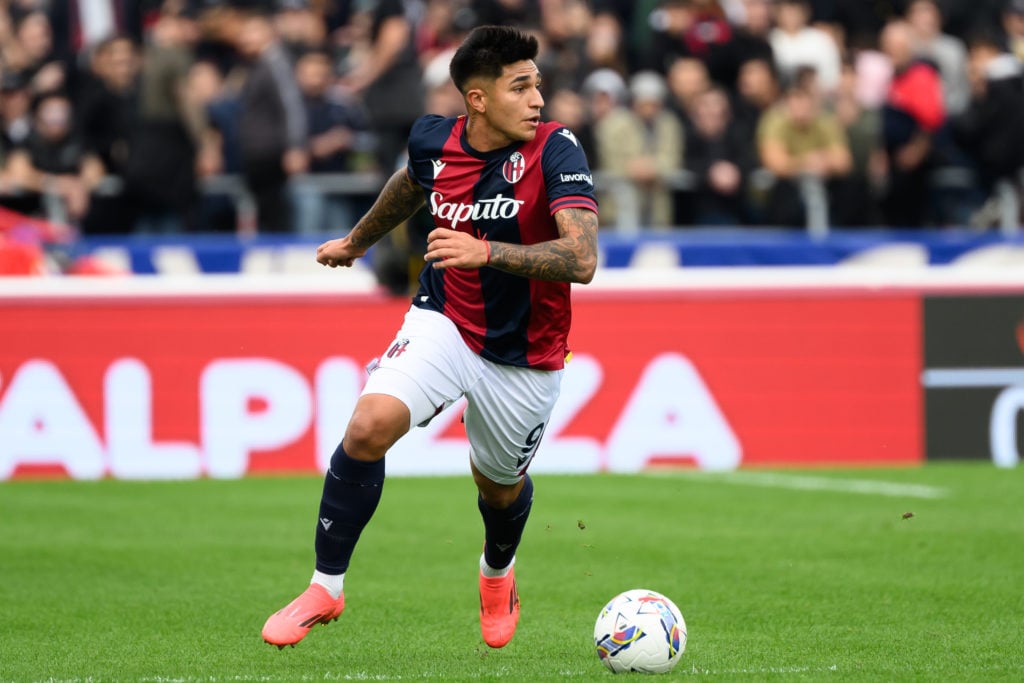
left=261, top=24, right=598, bottom=650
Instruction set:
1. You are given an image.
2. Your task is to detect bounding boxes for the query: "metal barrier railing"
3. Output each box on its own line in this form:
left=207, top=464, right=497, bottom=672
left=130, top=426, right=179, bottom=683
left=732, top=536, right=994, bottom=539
left=26, top=167, right=1024, bottom=238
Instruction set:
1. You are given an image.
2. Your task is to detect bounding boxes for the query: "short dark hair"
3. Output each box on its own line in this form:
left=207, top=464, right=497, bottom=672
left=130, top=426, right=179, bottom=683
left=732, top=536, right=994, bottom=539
left=966, top=29, right=1005, bottom=53
left=448, top=25, right=539, bottom=93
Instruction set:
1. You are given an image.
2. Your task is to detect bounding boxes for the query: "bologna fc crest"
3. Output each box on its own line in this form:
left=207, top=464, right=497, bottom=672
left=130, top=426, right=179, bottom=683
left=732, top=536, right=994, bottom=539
left=503, top=152, right=525, bottom=184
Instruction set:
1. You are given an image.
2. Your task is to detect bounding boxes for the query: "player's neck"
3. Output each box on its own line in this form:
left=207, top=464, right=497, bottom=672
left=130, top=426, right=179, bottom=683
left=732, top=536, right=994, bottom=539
left=464, top=115, right=515, bottom=153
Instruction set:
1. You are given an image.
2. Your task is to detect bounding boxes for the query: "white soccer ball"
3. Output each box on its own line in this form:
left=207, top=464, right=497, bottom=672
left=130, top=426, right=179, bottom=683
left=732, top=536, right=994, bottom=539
left=593, top=589, right=687, bottom=674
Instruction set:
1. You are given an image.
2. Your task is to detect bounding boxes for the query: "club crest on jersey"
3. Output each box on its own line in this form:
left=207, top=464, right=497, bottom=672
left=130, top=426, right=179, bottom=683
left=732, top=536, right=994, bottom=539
left=502, top=152, right=526, bottom=184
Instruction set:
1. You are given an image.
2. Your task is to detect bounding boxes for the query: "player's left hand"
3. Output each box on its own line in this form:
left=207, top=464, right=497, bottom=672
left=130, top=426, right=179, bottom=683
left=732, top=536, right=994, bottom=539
left=424, top=228, right=489, bottom=270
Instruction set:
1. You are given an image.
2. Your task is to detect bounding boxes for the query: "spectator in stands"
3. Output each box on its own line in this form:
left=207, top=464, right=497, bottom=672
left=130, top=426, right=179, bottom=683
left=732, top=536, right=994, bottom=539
left=923, top=0, right=1003, bottom=42
left=77, top=35, right=139, bottom=235
left=534, top=2, right=596, bottom=93
left=581, top=66, right=628, bottom=163
left=585, top=0, right=629, bottom=73
left=236, top=10, right=308, bottom=233
left=192, top=2, right=251, bottom=76
left=589, top=0, right=651, bottom=71
left=849, top=38, right=895, bottom=110
left=665, top=56, right=711, bottom=131
left=124, top=6, right=206, bottom=234
left=187, top=61, right=229, bottom=180
left=824, top=0, right=895, bottom=51
left=953, top=33, right=1024, bottom=225
left=683, top=84, right=755, bottom=224
left=8, top=90, right=104, bottom=224
left=180, top=59, right=234, bottom=233
left=756, top=75, right=852, bottom=225
left=414, top=0, right=470, bottom=68
left=878, top=19, right=946, bottom=227
left=339, top=0, right=423, bottom=172
left=196, top=61, right=242, bottom=180
left=733, top=56, right=779, bottom=144
left=906, top=0, right=970, bottom=116
left=1005, top=0, right=1024, bottom=62
left=0, top=70, right=32, bottom=152
left=273, top=0, right=327, bottom=59
left=0, top=0, right=1015, bottom=241
left=7, top=11, right=66, bottom=95
left=770, top=0, right=841, bottom=93
left=47, top=0, right=146, bottom=56
left=291, top=48, right=370, bottom=235
left=582, top=67, right=627, bottom=226
left=729, top=0, right=775, bottom=88
left=831, top=60, right=885, bottom=225
left=77, top=36, right=138, bottom=176
left=422, top=48, right=465, bottom=118
left=645, top=0, right=737, bottom=87
left=0, top=75, right=22, bottom=212
left=595, top=70, right=685, bottom=228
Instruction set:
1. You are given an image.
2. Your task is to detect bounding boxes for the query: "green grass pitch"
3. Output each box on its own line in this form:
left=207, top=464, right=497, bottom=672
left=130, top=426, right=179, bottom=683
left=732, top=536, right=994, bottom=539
left=1, top=463, right=1022, bottom=682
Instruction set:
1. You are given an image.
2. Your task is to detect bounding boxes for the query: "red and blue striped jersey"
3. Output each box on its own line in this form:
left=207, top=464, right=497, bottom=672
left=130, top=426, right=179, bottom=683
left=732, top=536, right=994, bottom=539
left=406, top=114, right=598, bottom=370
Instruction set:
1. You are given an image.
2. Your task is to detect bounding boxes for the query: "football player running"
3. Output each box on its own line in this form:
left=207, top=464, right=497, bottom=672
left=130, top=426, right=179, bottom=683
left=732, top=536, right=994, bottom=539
left=262, top=24, right=598, bottom=650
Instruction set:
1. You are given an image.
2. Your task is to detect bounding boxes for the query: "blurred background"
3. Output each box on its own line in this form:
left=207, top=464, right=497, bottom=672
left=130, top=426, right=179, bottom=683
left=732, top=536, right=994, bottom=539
left=0, top=0, right=1022, bottom=285
left=3, top=0, right=1024, bottom=479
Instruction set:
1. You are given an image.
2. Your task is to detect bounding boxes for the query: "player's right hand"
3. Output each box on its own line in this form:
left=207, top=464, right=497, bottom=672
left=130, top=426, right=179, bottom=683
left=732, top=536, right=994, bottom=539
left=316, top=236, right=364, bottom=268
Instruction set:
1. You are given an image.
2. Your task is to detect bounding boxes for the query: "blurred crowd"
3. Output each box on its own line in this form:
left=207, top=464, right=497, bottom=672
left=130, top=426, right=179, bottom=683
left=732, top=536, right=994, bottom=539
left=0, top=0, right=1022, bottom=238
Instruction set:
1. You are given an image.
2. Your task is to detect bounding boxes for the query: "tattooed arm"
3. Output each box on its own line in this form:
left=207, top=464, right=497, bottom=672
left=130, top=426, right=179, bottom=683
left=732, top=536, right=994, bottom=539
left=424, top=207, right=599, bottom=284
left=491, top=207, right=598, bottom=283
left=317, top=169, right=425, bottom=267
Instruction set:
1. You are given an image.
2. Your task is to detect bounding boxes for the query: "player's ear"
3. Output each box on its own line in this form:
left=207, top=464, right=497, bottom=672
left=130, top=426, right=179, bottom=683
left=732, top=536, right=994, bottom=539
left=465, top=86, right=487, bottom=115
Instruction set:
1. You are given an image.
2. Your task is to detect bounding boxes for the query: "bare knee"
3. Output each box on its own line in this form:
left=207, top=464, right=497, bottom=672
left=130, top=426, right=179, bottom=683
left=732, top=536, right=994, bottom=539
left=342, top=394, right=410, bottom=461
left=472, top=462, right=524, bottom=509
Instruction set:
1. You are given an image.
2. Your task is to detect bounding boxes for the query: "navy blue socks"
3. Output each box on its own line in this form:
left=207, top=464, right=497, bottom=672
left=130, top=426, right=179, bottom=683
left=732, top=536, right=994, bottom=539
left=314, top=443, right=385, bottom=575
left=314, top=446, right=533, bottom=576
left=478, top=474, right=534, bottom=571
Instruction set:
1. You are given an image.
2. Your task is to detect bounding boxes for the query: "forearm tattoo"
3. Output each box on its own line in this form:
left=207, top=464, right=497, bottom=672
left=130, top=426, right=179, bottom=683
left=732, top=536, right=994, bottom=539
left=489, top=208, right=598, bottom=283
left=349, top=170, right=425, bottom=250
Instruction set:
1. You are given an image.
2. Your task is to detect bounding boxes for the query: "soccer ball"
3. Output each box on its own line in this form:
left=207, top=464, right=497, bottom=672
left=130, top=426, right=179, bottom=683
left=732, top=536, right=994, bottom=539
left=593, top=589, right=686, bottom=674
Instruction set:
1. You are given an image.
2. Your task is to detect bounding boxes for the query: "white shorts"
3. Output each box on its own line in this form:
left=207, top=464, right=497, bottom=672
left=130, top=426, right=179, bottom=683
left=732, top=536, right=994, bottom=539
left=362, top=306, right=563, bottom=485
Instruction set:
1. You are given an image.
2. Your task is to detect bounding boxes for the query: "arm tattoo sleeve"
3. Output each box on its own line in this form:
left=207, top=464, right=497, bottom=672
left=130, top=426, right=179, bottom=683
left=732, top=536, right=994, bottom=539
left=488, top=208, right=598, bottom=283
left=349, top=169, right=425, bottom=250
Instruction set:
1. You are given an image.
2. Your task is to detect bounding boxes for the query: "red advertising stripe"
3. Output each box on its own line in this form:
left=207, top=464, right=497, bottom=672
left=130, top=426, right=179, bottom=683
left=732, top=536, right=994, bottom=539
left=566, top=294, right=922, bottom=467
left=0, top=295, right=410, bottom=478
left=0, top=289, right=922, bottom=479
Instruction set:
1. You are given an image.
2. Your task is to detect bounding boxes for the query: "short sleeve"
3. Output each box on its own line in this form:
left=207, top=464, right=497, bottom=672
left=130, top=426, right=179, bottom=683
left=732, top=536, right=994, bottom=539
left=541, top=126, right=599, bottom=216
left=405, top=114, right=446, bottom=184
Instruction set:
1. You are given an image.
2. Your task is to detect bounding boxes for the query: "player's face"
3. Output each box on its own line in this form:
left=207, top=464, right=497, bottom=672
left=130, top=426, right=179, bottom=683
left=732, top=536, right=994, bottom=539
left=482, top=60, right=544, bottom=144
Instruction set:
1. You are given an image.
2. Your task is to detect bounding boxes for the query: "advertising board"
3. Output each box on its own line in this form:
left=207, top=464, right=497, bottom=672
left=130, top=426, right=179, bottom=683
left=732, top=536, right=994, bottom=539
left=922, top=295, right=1024, bottom=467
left=0, top=284, right=922, bottom=479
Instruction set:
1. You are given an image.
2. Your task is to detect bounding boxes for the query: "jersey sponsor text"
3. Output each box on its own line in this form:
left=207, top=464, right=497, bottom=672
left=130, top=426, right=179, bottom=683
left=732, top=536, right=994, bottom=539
left=560, top=172, right=593, bottom=185
left=429, top=191, right=525, bottom=229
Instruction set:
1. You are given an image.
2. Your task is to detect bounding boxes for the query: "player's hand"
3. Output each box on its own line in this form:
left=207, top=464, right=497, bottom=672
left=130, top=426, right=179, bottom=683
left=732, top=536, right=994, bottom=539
left=317, top=235, right=365, bottom=268
left=424, top=228, right=489, bottom=270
